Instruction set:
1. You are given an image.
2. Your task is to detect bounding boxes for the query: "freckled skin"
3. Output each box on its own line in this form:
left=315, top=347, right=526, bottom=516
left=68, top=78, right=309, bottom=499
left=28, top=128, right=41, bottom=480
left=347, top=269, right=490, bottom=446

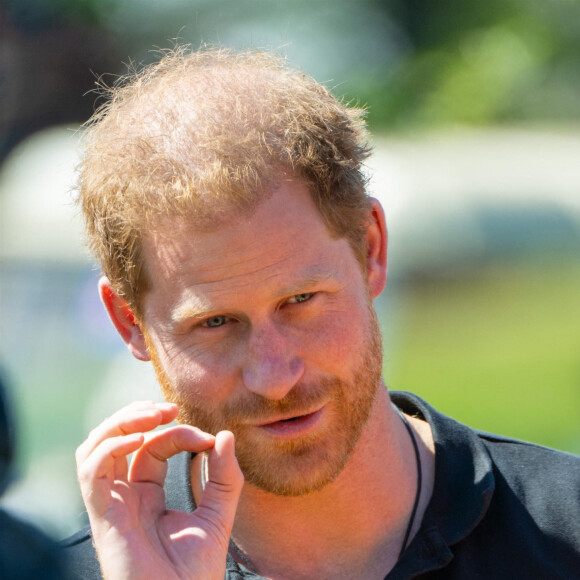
left=139, top=178, right=385, bottom=496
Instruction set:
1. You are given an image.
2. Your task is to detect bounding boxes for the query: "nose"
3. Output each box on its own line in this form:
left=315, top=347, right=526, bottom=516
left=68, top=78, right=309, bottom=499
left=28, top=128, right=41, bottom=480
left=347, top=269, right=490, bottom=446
left=242, top=320, right=304, bottom=400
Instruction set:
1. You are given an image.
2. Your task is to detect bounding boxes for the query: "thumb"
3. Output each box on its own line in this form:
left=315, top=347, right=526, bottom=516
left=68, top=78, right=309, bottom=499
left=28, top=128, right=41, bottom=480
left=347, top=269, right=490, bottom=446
left=196, top=431, right=244, bottom=544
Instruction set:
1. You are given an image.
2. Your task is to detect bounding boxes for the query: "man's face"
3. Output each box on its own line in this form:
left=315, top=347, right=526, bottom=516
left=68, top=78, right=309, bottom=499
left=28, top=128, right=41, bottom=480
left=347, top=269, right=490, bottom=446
left=139, top=178, right=385, bottom=496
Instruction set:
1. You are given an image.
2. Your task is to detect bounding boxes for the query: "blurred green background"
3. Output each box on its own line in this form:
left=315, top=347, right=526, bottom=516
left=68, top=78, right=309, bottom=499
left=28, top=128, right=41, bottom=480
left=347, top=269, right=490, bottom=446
left=1, top=0, right=579, bottom=538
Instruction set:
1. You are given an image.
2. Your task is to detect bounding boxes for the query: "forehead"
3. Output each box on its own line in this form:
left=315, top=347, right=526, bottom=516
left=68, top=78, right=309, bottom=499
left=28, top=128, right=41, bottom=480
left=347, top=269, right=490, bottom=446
left=140, top=178, right=352, bottom=312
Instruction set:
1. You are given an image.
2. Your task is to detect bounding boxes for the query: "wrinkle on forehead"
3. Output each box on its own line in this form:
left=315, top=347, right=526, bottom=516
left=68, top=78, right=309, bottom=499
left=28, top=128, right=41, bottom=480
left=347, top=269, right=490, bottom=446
left=173, top=259, right=288, bottom=309
left=145, top=229, right=288, bottom=281
left=143, top=209, right=326, bottom=285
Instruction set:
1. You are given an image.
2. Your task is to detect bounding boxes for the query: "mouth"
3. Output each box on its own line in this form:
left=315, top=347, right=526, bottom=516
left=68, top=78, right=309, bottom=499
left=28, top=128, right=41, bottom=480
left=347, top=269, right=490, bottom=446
left=256, top=406, right=326, bottom=439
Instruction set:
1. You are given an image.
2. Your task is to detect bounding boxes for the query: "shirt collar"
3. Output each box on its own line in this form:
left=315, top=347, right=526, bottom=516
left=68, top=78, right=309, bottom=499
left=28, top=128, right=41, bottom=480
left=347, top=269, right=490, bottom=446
left=389, top=391, right=495, bottom=578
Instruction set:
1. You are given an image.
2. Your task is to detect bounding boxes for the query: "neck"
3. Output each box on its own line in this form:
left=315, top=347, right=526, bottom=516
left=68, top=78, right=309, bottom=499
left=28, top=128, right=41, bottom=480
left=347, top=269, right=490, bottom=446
left=194, top=388, right=435, bottom=580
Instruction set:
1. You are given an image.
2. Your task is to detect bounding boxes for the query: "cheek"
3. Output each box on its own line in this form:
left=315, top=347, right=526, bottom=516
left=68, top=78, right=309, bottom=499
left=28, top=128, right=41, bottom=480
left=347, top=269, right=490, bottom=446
left=302, top=307, right=368, bottom=374
left=155, top=339, right=240, bottom=403
left=145, top=334, right=219, bottom=396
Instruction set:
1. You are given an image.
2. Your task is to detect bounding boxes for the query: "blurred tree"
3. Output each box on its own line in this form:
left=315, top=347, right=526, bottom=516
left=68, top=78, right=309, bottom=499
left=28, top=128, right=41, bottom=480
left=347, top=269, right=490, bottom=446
left=2, top=0, right=579, bottom=164
left=348, top=0, right=580, bottom=130
left=0, top=0, right=126, bottom=164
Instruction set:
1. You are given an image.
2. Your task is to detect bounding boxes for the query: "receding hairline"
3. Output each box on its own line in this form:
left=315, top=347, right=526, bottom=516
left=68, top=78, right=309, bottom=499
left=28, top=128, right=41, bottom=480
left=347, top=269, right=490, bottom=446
left=78, top=46, right=373, bottom=314
left=86, top=48, right=318, bottom=139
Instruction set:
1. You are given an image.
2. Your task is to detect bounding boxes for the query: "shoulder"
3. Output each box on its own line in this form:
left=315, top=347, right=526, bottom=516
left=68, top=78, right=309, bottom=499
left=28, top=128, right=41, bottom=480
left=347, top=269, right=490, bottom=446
left=0, top=508, right=71, bottom=580
left=478, top=432, right=580, bottom=523
left=479, top=430, right=580, bottom=485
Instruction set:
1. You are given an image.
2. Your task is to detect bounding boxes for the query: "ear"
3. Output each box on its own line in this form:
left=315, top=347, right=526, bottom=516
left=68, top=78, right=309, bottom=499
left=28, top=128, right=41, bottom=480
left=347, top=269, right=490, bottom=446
left=365, top=198, right=388, bottom=299
left=98, top=277, right=151, bottom=362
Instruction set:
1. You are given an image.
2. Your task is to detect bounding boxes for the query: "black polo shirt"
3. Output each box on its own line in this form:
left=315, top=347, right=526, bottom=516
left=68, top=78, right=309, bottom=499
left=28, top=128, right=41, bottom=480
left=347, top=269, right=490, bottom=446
left=64, top=392, right=580, bottom=579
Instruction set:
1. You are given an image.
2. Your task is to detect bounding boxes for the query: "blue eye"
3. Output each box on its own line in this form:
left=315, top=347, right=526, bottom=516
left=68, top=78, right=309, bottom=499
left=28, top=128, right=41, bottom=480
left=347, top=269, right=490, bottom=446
left=203, top=315, right=228, bottom=328
left=288, top=292, right=314, bottom=304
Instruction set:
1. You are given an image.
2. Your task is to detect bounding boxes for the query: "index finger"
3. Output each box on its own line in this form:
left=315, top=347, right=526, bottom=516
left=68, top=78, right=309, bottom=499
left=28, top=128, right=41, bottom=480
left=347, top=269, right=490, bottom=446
left=76, top=401, right=179, bottom=465
left=128, top=424, right=216, bottom=486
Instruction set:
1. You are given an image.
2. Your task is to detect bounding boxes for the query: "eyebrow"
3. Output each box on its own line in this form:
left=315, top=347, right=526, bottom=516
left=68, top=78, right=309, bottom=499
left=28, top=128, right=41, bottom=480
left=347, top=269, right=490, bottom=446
left=273, top=268, right=338, bottom=299
left=170, top=265, right=342, bottom=326
left=171, top=296, right=216, bottom=327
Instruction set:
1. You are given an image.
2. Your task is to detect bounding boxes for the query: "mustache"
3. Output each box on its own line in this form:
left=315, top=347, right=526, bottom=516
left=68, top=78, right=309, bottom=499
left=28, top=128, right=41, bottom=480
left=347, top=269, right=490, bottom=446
left=191, top=378, right=338, bottom=424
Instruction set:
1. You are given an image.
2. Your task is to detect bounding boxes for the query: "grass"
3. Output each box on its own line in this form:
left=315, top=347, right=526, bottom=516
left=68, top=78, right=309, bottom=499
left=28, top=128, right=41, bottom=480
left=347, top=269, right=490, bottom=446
left=383, top=259, right=580, bottom=453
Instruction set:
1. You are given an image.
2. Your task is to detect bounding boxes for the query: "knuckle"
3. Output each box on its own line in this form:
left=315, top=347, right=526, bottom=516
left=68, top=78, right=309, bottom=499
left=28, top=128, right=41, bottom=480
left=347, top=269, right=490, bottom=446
left=87, top=423, right=106, bottom=441
left=195, top=507, right=231, bottom=547
left=76, top=463, right=92, bottom=484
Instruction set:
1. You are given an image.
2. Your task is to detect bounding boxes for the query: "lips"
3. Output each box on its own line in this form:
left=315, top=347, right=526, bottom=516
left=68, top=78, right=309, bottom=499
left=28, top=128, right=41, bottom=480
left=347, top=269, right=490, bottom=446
left=256, top=406, right=325, bottom=439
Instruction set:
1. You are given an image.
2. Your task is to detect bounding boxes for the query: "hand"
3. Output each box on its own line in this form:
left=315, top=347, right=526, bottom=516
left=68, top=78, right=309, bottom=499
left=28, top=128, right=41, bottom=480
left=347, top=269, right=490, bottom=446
left=76, top=401, right=244, bottom=580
